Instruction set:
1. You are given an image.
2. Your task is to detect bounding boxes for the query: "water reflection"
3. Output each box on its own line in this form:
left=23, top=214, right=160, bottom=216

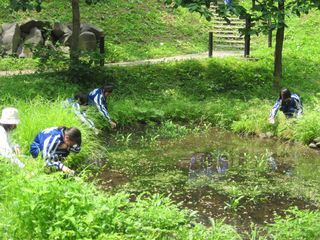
left=171, top=128, right=320, bottom=182
left=188, top=153, right=230, bottom=178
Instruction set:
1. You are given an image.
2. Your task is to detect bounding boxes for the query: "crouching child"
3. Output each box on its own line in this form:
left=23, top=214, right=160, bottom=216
left=30, top=126, right=81, bottom=175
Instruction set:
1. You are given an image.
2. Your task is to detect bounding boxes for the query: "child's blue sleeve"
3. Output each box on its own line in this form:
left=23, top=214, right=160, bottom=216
left=270, top=98, right=281, bottom=118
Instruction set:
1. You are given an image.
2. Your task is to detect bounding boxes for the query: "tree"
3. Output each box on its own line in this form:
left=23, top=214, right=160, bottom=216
left=165, top=0, right=320, bottom=89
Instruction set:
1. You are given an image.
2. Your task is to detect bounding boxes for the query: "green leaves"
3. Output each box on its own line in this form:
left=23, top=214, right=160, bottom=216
left=9, top=0, right=42, bottom=12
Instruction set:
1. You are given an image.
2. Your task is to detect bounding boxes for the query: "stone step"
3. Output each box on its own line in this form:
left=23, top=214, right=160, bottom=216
left=213, top=39, right=244, bottom=44
left=214, top=25, right=243, bottom=29
left=213, top=21, right=245, bottom=26
left=213, top=34, right=243, bottom=39
left=212, top=17, right=244, bottom=23
left=214, top=44, right=244, bottom=50
left=212, top=30, right=240, bottom=34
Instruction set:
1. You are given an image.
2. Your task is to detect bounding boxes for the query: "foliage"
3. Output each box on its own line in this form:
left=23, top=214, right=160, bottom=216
left=0, top=162, right=240, bottom=239
left=267, top=207, right=320, bottom=239
left=0, top=0, right=210, bottom=64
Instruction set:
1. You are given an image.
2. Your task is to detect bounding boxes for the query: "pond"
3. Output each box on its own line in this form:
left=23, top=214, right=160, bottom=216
left=97, top=127, right=320, bottom=231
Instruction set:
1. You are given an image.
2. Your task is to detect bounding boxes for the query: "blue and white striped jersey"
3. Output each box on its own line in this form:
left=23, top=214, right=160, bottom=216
left=30, top=127, right=80, bottom=170
left=270, top=93, right=303, bottom=118
left=87, top=88, right=111, bottom=121
left=65, top=98, right=95, bottom=129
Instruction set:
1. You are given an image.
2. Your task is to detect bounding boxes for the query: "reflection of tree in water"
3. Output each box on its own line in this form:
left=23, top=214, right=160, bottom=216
left=189, top=152, right=229, bottom=178
left=188, top=151, right=290, bottom=179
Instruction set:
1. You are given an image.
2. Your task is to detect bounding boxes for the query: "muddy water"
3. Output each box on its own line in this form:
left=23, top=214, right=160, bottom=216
left=169, top=128, right=320, bottom=180
left=170, top=128, right=320, bottom=228
left=100, top=127, right=320, bottom=230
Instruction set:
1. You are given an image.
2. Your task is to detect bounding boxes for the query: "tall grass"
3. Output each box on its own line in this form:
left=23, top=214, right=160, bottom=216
left=0, top=161, right=241, bottom=239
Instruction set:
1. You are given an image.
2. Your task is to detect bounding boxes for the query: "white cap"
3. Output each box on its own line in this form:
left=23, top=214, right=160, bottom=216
left=0, top=107, right=20, bottom=125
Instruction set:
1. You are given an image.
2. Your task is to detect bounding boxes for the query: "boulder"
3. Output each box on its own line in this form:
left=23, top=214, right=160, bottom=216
left=20, top=20, right=49, bottom=34
left=309, top=142, right=318, bottom=149
left=313, top=137, right=320, bottom=143
left=0, top=23, right=21, bottom=54
left=79, top=31, right=97, bottom=51
left=24, top=27, right=44, bottom=47
left=80, top=23, right=104, bottom=39
left=52, top=22, right=71, bottom=41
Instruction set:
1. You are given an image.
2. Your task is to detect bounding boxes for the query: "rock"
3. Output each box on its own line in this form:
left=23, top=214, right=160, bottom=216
left=79, top=31, right=97, bottom=51
left=80, top=23, right=104, bottom=39
left=0, top=23, right=21, bottom=54
left=58, top=46, right=70, bottom=54
left=24, top=27, right=44, bottom=47
left=20, top=20, right=49, bottom=33
left=44, top=39, right=56, bottom=50
left=258, top=133, right=267, bottom=139
left=265, top=132, right=273, bottom=138
left=313, top=137, right=320, bottom=144
left=316, top=142, right=320, bottom=148
left=17, top=44, right=33, bottom=58
left=309, top=142, right=318, bottom=149
left=59, top=32, right=72, bottom=46
left=52, top=23, right=71, bottom=41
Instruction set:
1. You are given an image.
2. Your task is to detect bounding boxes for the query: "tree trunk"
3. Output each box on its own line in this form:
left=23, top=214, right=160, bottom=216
left=70, top=0, right=80, bottom=65
left=273, top=0, right=285, bottom=90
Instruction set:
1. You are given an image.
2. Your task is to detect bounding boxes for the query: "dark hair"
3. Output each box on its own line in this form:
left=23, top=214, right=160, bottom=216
left=279, top=88, right=291, bottom=100
left=64, top=127, right=82, bottom=146
left=102, top=85, right=114, bottom=94
left=74, top=93, right=88, bottom=105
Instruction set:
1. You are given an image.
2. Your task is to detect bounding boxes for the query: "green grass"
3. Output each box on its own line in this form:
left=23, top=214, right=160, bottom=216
left=0, top=0, right=210, bottom=64
left=0, top=6, right=320, bottom=240
left=0, top=161, right=242, bottom=239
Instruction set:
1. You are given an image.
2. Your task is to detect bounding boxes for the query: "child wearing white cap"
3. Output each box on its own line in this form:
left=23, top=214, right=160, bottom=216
left=0, top=107, right=25, bottom=168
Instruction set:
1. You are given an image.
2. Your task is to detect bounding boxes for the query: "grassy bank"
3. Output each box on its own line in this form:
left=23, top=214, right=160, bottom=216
left=0, top=0, right=210, bottom=65
left=1, top=9, right=320, bottom=239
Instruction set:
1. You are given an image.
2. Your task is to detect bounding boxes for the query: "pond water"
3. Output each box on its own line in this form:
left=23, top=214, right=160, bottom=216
left=99, top=127, right=320, bottom=230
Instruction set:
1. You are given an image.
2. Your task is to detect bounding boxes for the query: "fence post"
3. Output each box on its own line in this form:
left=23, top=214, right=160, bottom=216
left=99, top=35, right=105, bottom=66
left=209, top=31, right=213, bottom=57
left=244, top=15, right=251, bottom=57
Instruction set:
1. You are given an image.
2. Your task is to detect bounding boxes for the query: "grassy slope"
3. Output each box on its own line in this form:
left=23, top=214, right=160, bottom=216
left=0, top=0, right=210, bottom=64
left=0, top=8, right=320, bottom=240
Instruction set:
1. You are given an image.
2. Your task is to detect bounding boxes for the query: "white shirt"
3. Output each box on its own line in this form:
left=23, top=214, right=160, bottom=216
left=0, top=125, right=25, bottom=168
left=0, top=125, right=13, bottom=156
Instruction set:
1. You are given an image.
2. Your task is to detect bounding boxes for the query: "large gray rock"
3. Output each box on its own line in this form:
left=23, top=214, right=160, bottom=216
left=80, top=23, right=104, bottom=39
left=20, top=20, right=49, bottom=34
left=79, top=31, right=97, bottom=51
left=52, top=22, right=71, bottom=40
left=24, top=27, right=44, bottom=47
left=0, top=23, right=21, bottom=54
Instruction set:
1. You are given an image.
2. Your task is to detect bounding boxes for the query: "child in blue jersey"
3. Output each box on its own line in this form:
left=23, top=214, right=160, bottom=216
left=65, top=93, right=99, bottom=134
left=88, top=85, right=117, bottom=128
left=269, top=88, right=303, bottom=124
left=30, top=126, right=81, bottom=174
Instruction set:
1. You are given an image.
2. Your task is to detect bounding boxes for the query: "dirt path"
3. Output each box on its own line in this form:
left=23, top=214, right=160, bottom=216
left=0, top=51, right=242, bottom=76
